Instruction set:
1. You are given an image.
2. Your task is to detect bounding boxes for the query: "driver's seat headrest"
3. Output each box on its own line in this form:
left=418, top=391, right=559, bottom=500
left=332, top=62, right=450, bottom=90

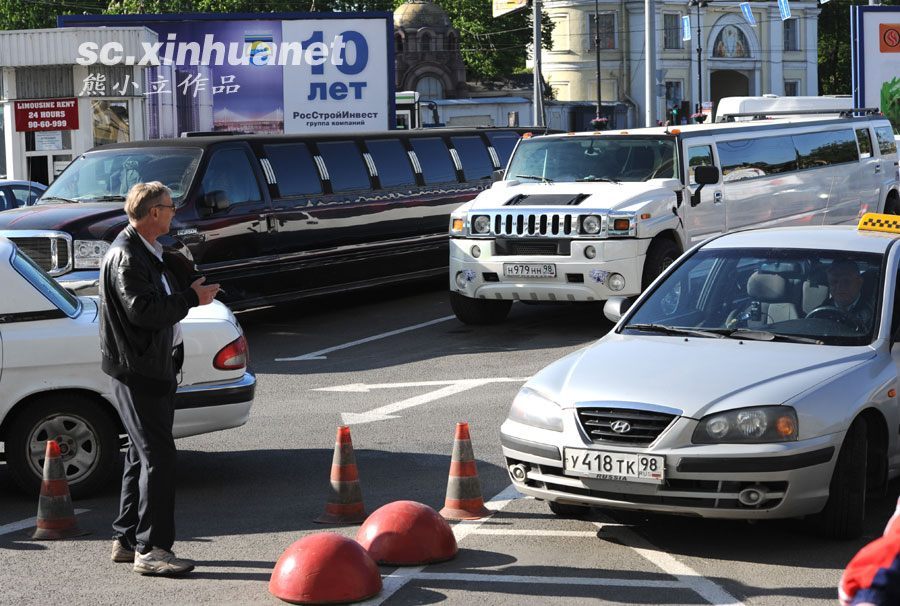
left=747, top=272, right=789, bottom=302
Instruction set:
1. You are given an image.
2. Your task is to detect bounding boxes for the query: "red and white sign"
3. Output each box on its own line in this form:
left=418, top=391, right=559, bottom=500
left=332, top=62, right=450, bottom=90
left=14, top=98, right=79, bottom=132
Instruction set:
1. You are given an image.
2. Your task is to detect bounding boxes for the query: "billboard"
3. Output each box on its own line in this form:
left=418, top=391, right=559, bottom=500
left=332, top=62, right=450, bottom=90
left=852, top=6, right=900, bottom=131
left=61, top=12, right=395, bottom=136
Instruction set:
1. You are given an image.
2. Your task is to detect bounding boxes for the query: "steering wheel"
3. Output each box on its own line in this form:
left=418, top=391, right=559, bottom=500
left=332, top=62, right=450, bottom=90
left=806, top=306, right=863, bottom=332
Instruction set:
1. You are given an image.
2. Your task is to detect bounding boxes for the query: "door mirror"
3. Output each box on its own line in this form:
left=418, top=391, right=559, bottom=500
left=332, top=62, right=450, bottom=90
left=603, top=296, right=635, bottom=323
left=694, top=165, right=719, bottom=185
left=492, top=169, right=505, bottom=182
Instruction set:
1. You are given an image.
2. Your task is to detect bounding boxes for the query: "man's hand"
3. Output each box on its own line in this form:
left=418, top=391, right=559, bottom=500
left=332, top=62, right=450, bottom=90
left=190, top=277, right=220, bottom=305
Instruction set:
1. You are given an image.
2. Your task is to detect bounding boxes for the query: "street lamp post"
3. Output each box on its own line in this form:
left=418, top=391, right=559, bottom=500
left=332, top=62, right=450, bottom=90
left=689, top=0, right=708, bottom=116
left=594, top=0, right=603, bottom=123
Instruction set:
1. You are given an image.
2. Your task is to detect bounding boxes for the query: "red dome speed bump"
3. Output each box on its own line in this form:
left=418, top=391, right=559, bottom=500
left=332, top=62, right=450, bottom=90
left=33, top=440, right=87, bottom=540
left=440, top=422, right=491, bottom=520
left=269, top=533, right=382, bottom=604
left=356, top=501, right=458, bottom=566
left=315, top=426, right=367, bottom=525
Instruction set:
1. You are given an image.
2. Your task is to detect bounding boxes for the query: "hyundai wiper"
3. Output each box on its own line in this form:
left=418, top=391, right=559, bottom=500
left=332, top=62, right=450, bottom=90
left=711, top=328, right=822, bottom=345
left=39, top=196, right=79, bottom=204
left=91, top=195, right=126, bottom=202
left=626, top=323, right=725, bottom=339
left=576, top=176, right=620, bottom=184
left=515, top=174, right=554, bottom=183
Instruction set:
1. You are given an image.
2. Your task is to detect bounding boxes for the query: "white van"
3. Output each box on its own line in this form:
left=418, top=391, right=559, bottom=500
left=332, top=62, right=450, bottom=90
left=448, top=113, right=900, bottom=324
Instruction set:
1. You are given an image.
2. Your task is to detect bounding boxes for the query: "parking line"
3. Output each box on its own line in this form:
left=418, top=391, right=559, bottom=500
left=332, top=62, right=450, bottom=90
left=594, top=520, right=746, bottom=606
left=413, top=572, right=685, bottom=588
left=275, top=315, right=455, bottom=361
left=468, top=528, right=601, bottom=537
left=0, top=509, right=89, bottom=537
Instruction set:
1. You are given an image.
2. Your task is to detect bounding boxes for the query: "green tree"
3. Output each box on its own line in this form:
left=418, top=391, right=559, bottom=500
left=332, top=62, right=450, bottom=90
left=818, top=0, right=899, bottom=94
left=0, top=0, right=107, bottom=31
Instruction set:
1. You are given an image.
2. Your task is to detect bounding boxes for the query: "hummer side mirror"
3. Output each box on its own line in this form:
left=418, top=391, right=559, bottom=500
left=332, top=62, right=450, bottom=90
left=690, top=165, right=720, bottom=207
left=492, top=169, right=505, bottom=182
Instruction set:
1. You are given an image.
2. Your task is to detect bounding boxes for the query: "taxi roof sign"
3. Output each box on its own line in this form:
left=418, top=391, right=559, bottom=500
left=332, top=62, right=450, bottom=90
left=858, top=213, right=900, bottom=234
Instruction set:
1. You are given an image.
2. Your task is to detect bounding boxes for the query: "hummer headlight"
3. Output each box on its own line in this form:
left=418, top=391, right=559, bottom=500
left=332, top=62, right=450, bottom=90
left=73, top=240, right=110, bottom=269
left=581, top=215, right=602, bottom=234
left=472, top=215, right=492, bottom=234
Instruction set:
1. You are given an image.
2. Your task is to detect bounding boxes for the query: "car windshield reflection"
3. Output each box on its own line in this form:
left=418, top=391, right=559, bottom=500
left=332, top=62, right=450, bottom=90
left=623, top=247, right=883, bottom=346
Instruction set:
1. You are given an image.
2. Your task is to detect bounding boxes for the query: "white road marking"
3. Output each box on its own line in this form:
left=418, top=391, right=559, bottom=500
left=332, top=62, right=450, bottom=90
left=334, top=379, right=528, bottom=425
left=467, top=528, right=602, bottom=537
left=412, top=572, right=684, bottom=588
left=593, top=519, right=746, bottom=606
left=0, top=509, right=89, bottom=537
left=275, top=315, right=455, bottom=361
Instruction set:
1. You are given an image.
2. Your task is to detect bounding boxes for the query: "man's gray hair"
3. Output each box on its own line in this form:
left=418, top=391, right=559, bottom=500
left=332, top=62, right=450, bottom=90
left=124, top=181, right=172, bottom=222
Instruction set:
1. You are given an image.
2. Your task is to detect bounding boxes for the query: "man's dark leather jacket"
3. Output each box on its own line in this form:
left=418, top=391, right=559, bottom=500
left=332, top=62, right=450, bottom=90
left=100, top=225, right=199, bottom=395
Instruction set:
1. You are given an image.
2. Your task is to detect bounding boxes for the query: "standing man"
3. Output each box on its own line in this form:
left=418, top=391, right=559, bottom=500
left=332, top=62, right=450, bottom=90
left=100, top=181, right=219, bottom=576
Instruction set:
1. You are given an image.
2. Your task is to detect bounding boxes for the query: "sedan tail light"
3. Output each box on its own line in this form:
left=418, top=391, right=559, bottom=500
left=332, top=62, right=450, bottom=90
left=213, top=335, right=248, bottom=370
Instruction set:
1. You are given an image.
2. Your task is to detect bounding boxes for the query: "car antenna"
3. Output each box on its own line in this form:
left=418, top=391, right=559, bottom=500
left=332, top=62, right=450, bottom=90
left=663, top=120, right=671, bottom=135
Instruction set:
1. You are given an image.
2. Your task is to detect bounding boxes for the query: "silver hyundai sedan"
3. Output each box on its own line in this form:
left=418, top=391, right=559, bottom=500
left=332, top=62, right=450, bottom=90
left=501, top=217, right=900, bottom=538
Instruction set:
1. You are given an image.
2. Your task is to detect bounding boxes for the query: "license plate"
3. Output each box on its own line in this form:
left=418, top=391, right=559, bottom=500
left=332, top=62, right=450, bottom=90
left=564, top=448, right=665, bottom=484
left=503, top=263, right=556, bottom=278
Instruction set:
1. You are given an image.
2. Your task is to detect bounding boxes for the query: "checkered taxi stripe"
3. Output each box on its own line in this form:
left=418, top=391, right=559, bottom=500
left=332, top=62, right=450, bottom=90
left=858, top=213, right=900, bottom=234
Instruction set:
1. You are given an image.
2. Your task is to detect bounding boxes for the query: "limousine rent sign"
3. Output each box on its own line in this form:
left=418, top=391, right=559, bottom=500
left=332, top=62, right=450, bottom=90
left=60, top=13, right=393, bottom=135
left=852, top=6, right=900, bottom=131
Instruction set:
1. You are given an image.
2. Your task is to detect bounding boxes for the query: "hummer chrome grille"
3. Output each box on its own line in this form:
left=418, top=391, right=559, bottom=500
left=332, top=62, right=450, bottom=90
left=0, top=230, right=73, bottom=276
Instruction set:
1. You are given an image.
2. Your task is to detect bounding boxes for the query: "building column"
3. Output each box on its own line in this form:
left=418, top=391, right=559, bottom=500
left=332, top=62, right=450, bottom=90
left=2, top=67, right=26, bottom=181
left=627, top=1, right=646, bottom=124
left=768, top=7, right=784, bottom=95
left=689, top=10, right=699, bottom=111
left=805, top=8, right=819, bottom=95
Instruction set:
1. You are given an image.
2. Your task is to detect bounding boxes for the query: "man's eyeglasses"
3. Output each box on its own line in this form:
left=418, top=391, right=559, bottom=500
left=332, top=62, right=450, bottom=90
left=154, top=203, right=176, bottom=211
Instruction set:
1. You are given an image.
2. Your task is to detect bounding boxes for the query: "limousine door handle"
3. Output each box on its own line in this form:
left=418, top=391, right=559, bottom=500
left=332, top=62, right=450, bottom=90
left=713, top=191, right=723, bottom=203
left=263, top=214, right=278, bottom=232
left=874, top=163, right=882, bottom=174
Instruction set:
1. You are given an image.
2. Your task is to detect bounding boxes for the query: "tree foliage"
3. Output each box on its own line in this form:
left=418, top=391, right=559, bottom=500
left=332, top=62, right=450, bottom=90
left=1, top=0, right=549, bottom=85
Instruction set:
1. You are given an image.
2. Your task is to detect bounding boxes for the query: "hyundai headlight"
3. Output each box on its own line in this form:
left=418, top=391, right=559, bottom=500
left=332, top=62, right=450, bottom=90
left=692, top=406, right=798, bottom=444
left=508, top=387, right=564, bottom=432
left=73, top=239, right=110, bottom=269
left=472, top=215, right=492, bottom=235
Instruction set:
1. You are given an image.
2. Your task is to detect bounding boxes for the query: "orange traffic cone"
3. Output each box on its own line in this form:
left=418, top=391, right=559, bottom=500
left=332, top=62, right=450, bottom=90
left=440, top=422, right=491, bottom=520
left=315, top=426, right=367, bottom=525
left=33, top=440, right=87, bottom=540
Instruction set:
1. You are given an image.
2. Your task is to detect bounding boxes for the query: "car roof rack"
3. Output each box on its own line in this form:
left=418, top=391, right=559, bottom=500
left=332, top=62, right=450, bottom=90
left=719, top=108, right=882, bottom=122
left=180, top=131, right=242, bottom=137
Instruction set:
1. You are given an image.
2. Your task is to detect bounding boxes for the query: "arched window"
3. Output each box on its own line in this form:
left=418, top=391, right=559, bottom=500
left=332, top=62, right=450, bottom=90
left=415, top=76, right=444, bottom=99
left=419, top=32, right=434, bottom=52
left=395, top=33, right=404, bottom=52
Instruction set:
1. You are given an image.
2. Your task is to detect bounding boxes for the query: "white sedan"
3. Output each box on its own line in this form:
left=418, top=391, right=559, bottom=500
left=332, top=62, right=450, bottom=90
left=501, top=214, right=900, bottom=539
left=0, top=236, right=255, bottom=498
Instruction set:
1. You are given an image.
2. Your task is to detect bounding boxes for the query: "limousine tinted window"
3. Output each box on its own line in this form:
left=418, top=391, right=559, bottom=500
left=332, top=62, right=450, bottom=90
left=410, top=138, right=457, bottom=184
left=41, top=148, right=201, bottom=202
left=876, top=126, right=898, bottom=155
left=486, top=131, right=521, bottom=167
left=365, top=139, right=416, bottom=188
left=718, top=136, right=797, bottom=182
left=265, top=143, right=323, bottom=196
left=202, top=148, right=261, bottom=205
left=318, top=141, right=371, bottom=192
left=793, top=129, right=857, bottom=169
left=451, top=136, right=494, bottom=181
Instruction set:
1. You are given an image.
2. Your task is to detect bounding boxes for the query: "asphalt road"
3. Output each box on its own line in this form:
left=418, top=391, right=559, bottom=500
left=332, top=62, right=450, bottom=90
left=2, top=280, right=898, bottom=605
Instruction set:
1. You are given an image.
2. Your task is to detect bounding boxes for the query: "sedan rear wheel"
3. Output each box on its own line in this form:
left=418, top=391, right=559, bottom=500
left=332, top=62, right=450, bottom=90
left=6, top=394, right=119, bottom=499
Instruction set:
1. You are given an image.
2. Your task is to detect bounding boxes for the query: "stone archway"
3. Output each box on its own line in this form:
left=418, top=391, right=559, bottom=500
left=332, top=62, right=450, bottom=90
left=710, top=70, right=749, bottom=116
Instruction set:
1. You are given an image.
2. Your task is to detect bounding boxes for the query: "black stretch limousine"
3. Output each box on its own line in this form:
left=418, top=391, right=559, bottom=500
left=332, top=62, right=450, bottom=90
left=0, top=127, right=533, bottom=309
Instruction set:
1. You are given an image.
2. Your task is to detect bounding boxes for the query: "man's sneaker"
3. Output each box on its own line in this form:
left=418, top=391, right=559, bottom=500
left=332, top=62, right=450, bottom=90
left=133, top=548, right=195, bottom=576
left=111, top=539, right=135, bottom=563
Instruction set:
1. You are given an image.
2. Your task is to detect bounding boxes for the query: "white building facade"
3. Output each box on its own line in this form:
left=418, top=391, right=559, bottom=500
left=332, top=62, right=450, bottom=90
left=541, top=0, right=820, bottom=125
